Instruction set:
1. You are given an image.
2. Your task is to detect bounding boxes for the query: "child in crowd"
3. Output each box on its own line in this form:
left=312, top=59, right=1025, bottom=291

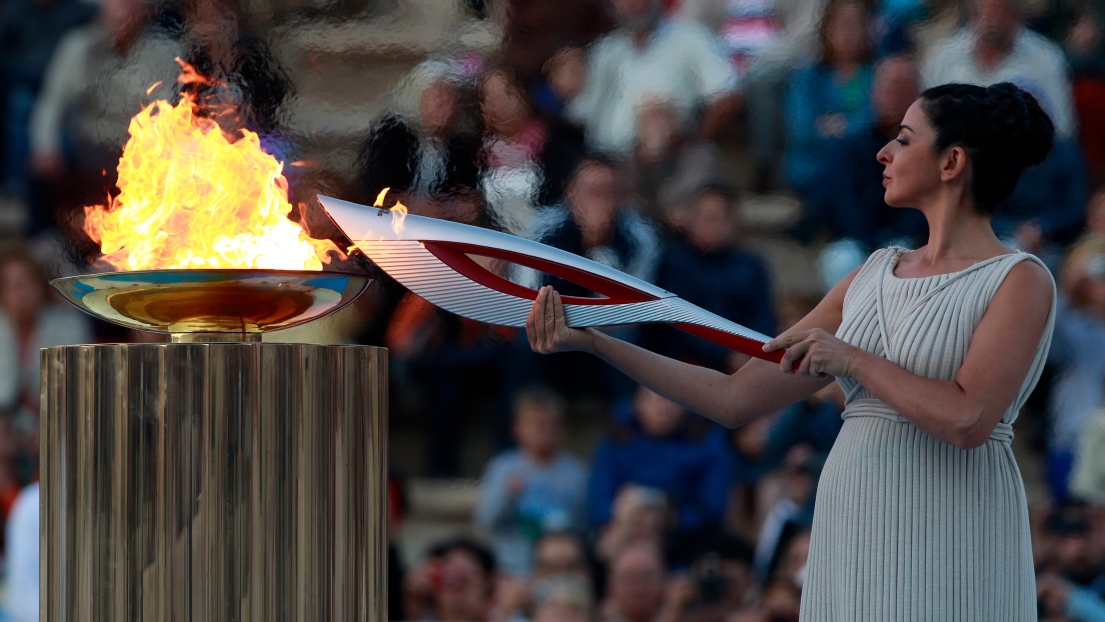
left=476, top=385, right=589, bottom=576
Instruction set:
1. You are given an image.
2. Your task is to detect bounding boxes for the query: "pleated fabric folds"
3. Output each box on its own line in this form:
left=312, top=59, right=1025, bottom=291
left=799, top=247, right=1055, bottom=622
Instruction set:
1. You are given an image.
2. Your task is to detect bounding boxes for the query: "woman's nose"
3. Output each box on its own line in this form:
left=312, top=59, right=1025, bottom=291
left=876, top=144, right=891, bottom=164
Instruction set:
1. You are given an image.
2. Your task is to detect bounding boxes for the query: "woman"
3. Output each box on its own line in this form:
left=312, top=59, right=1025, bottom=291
left=527, top=81, right=1056, bottom=619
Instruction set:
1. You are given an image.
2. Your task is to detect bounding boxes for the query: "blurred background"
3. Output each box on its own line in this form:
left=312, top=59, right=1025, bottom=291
left=2, top=0, right=1105, bottom=620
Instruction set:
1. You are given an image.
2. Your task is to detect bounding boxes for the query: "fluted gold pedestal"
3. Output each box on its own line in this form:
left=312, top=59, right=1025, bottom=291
left=40, top=343, right=387, bottom=621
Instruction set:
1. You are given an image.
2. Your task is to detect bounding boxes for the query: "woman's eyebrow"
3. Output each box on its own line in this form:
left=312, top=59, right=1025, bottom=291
left=898, top=124, right=915, bottom=133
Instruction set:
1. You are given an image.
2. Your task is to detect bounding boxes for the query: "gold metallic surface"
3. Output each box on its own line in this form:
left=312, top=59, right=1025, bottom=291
left=40, top=343, right=388, bottom=621
left=50, top=269, right=370, bottom=336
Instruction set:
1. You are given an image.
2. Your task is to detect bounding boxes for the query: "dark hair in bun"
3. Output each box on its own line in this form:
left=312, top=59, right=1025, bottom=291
left=919, top=82, right=1055, bottom=214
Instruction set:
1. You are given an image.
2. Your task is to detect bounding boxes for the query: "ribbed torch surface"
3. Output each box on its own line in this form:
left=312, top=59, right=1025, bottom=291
left=40, top=343, right=388, bottom=622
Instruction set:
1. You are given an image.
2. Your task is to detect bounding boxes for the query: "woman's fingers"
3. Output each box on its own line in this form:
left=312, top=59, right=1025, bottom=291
left=779, top=339, right=811, bottom=374
left=533, top=287, right=548, bottom=347
left=553, top=291, right=568, bottom=340
left=763, top=329, right=812, bottom=353
left=526, top=292, right=539, bottom=351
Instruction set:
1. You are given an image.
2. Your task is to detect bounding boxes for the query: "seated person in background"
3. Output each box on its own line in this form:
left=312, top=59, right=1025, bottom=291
left=1066, top=9, right=1105, bottom=184
left=921, top=0, right=1086, bottom=246
left=639, top=184, right=775, bottom=373
left=505, top=155, right=660, bottom=404
left=1034, top=505, right=1105, bottom=621
left=569, top=0, right=739, bottom=154
left=0, top=248, right=91, bottom=482
left=630, top=101, right=722, bottom=223
left=495, top=531, right=596, bottom=622
left=475, top=386, right=589, bottom=577
left=588, top=386, right=735, bottom=561
left=826, top=55, right=928, bottom=252
left=405, top=537, right=498, bottom=622
left=783, top=0, right=878, bottom=241
left=1046, top=235, right=1105, bottom=503
left=599, top=540, right=675, bottom=622
left=596, top=484, right=670, bottom=565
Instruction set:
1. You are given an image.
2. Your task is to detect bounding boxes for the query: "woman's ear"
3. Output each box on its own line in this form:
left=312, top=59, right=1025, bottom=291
left=940, top=145, right=969, bottom=182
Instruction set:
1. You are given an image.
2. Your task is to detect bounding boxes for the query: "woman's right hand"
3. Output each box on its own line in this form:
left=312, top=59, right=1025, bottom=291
left=526, top=286, right=594, bottom=354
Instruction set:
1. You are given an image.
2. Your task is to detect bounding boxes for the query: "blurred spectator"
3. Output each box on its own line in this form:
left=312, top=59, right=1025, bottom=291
left=1046, top=230, right=1105, bottom=502
left=29, top=0, right=181, bottom=225
left=596, top=484, right=670, bottom=564
left=783, top=0, right=877, bottom=241
left=492, top=531, right=595, bottom=622
left=921, top=0, right=1075, bottom=139
left=640, top=184, right=775, bottom=373
left=531, top=575, right=595, bottom=622
left=475, top=385, right=589, bottom=576
left=355, top=61, right=483, bottom=208
left=406, top=537, right=499, bottom=622
left=498, top=0, right=613, bottom=81
left=0, top=0, right=94, bottom=206
left=479, top=65, right=550, bottom=234
left=518, top=156, right=660, bottom=292
left=386, top=285, right=512, bottom=476
left=822, top=55, right=928, bottom=251
left=588, top=387, right=735, bottom=549
left=505, top=155, right=659, bottom=405
left=1035, top=505, right=1105, bottom=622
left=599, top=540, right=673, bottom=622
left=1066, top=8, right=1105, bottom=183
left=6, top=482, right=39, bottom=622
left=532, top=47, right=590, bottom=208
left=682, top=0, right=830, bottom=192
left=749, top=448, right=818, bottom=582
left=568, top=0, right=739, bottom=154
left=920, top=0, right=1086, bottom=245
left=630, top=102, right=722, bottom=221
left=174, top=0, right=292, bottom=144
left=0, top=248, right=91, bottom=481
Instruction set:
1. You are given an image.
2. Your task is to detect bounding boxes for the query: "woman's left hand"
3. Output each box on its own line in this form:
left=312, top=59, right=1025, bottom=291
left=762, top=329, right=864, bottom=380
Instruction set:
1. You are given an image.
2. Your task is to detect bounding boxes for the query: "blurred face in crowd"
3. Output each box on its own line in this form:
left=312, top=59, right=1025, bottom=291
left=635, top=102, right=682, bottom=164
left=545, top=47, right=587, bottom=102
left=565, top=161, right=621, bottom=239
left=101, top=0, right=150, bottom=46
left=635, top=386, right=687, bottom=437
left=0, top=257, right=47, bottom=327
left=823, top=1, right=871, bottom=66
left=686, top=191, right=736, bottom=253
left=608, top=542, right=666, bottom=622
left=421, top=80, right=460, bottom=137
left=876, top=100, right=945, bottom=209
left=480, top=69, right=530, bottom=137
left=435, top=548, right=493, bottom=621
left=872, top=57, right=921, bottom=128
left=973, top=0, right=1022, bottom=51
left=534, top=533, right=589, bottom=581
left=613, top=0, right=664, bottom=35
left=514, top=402, right=564, bottom=462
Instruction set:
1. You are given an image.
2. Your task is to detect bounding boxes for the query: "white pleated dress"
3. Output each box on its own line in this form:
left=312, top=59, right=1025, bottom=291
left=799, top=247, right=1055, bottom=621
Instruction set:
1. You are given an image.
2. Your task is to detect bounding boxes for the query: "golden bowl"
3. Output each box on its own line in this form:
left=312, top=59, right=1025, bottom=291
left=52, top=269, right=370, bottom=341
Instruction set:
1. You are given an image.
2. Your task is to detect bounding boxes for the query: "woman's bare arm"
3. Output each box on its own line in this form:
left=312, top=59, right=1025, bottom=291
left=764, top=261, right=1054, bottom=449
left=847, top=261, right=1054, bottom=448
left=526, top=268, right=860, bottom=427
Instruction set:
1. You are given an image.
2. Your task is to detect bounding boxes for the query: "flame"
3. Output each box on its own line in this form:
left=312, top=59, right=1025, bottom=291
left=373, top=187, right=409, bottom=234
left=84, top=92, right=339, bottom=271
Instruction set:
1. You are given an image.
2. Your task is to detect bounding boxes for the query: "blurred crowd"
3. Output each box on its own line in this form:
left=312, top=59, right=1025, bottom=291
left=2, top=0, right=1105, bottom=620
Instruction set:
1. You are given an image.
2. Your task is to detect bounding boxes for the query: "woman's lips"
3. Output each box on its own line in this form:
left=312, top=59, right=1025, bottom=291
left=882, top=175, right=890, bottom=186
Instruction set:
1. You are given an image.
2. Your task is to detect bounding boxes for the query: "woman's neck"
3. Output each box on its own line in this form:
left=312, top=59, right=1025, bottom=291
left=916, top=191, right=1007, bottom=263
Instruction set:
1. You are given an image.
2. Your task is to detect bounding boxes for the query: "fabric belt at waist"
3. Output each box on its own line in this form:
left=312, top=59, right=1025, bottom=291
left=842, top=399, right=1014, bottom=443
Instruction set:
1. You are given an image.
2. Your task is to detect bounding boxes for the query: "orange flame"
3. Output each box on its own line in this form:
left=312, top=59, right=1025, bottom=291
left=84, top=93, right=339, bottom=271
left=374, top=187, right=409, bottom=234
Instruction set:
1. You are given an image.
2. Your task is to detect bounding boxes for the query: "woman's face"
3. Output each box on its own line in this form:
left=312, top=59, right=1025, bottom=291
left=876, top=99, right=946, bottom=208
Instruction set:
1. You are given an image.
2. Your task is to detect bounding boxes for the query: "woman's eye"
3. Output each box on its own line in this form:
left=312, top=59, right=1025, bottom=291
left=895, top=137, right=908, bottom=146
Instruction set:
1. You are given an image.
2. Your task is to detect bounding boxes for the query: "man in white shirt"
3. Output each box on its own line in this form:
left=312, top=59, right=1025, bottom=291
left=569, top=0, right=740, bottom=154
left=921, top=0, right=1076, bottom=139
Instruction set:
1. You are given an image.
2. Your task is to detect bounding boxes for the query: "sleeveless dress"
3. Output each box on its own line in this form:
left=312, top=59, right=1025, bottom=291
left=799, top=247, right=1056, bottom=621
